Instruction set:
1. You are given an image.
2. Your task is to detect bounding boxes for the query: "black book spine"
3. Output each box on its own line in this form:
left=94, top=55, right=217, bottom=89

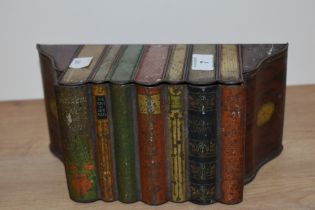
left=188, top=85, right=217, bottom=204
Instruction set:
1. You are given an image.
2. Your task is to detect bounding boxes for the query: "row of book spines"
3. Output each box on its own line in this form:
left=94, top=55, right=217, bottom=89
left=56, top=83, right=245, bottom=204
left=59, top=44, right=242, bottom=86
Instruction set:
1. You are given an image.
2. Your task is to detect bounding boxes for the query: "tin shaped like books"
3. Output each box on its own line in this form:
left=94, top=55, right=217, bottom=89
left=37, top=44, right=288, bottom=205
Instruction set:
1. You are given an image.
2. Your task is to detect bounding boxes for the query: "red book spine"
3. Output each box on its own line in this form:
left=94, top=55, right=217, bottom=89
left=136, top=86, right=167, bottom=205
left=220, top=85, right=245, bottom=204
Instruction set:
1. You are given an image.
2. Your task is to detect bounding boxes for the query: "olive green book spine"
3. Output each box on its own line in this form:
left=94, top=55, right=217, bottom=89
left=111, top=84, right=138, bottom=203
left=56, top=85, right=98, bottom=202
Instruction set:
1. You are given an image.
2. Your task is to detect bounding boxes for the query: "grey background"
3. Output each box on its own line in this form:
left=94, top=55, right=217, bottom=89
left=0, top=0, right=314, bottom=100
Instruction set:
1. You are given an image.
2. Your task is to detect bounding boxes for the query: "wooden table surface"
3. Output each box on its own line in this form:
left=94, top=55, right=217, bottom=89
left=0, top=85, right=314, bottom=210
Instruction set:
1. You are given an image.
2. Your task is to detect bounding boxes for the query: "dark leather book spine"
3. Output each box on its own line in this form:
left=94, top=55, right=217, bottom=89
left=91, top=84, right=115, bottom=201
left=188, top=85, right=217, bottom=204
left=219, top=85, right=245, bottom=204
left=137, top=86, right=167, bottom=205
left=56, top=85, right=98, bottom=202
left=166, top=85, right=187, bottom=202
left=111, top=84, right=138, bottom=203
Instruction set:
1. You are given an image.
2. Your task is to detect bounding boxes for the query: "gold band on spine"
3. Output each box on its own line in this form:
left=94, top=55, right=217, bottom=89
left=138, top=94, right=161, bottom=114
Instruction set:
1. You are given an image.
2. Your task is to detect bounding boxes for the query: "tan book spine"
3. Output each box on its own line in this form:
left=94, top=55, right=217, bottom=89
left=91, top=84, right=115, bottom=201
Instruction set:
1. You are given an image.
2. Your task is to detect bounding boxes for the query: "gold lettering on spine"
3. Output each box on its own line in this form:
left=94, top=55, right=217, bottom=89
left=93, top=84, right=114, bottom=201
left=168, top=86, right=186, bottom=202
left=138, top=94, right=161, bottom=114
left=220, top=45, right=240, bottom=80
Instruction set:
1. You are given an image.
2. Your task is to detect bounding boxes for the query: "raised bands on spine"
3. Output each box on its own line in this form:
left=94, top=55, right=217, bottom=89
left=188, top=85, right=217, bottom=204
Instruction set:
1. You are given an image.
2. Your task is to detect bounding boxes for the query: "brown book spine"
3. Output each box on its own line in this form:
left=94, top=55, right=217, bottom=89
left=91, top=84, right=115, bottom=201
left=220, top=85, right=245, bottom=204
left=136, top=86, right=167, bottom=205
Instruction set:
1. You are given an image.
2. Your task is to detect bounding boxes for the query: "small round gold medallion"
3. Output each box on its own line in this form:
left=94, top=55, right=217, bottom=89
left=257, top=102, right=275, bottom=126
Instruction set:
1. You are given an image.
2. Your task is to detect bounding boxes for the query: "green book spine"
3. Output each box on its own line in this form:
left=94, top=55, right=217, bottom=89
left=111, top=84, right=138, bottom=203
left=56, top=85, right=98, bottom=202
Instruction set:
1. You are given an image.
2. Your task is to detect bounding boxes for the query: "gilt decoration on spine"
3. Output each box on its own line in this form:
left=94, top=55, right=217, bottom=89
left=137, top=86, right=167, bottom=205
left=56, top=85, right=98, bottom=202
left=134, top=45, right=170, bottom=205
left=165, top=44, right=188, bottom=202
left=168, top=86, right=186, bottom=202
left=188, top=85, right=217, bottom=204
left=92, top=84, right=115, bottom=201
left=37, top=43, right=288, bottom=206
